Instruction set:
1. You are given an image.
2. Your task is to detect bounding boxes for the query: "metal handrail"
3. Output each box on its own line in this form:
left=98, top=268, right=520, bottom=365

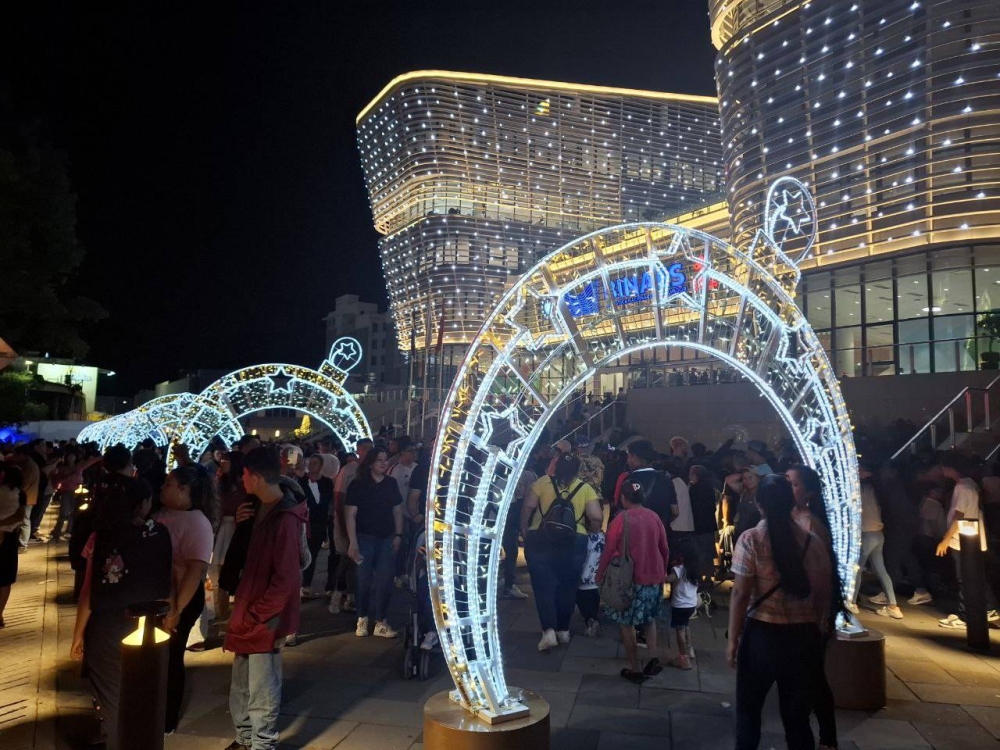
left=891, top=374, right=1000, bottom=460
left=558, top=400, right=623, bottom=444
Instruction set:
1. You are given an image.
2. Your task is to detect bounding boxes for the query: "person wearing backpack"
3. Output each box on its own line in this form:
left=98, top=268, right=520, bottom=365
left=69, top=459, right=172, bottom=750
left=520, top=453, right=603, bottom=651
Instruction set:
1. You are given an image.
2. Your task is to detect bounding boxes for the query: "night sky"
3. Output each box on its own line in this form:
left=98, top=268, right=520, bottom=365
left=5, top=1, right=717, bottom=394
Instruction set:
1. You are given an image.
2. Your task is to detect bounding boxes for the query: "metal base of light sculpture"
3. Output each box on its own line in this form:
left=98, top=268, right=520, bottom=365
left=424, top=688, right=548, bottom=749
left=426, top=179, right=861, bottom=723
left=78, top=338, right=372, bottom=459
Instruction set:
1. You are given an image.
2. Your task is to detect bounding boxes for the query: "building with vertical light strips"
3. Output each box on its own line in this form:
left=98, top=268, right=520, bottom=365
left=712, top=0, right=1000, bottom=377
left=356, top=71, right=725, bottom=385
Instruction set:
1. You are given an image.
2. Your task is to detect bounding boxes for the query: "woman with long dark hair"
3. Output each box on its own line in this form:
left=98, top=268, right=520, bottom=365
left=155, top=464, right=218, bottom=734
left=727, top=474, right=832, bottom=750
left=786, top=464, right=843, bottom=750
left=346, top=447, right=404, bottom=638
left=70, top=465, right=172, bottom=749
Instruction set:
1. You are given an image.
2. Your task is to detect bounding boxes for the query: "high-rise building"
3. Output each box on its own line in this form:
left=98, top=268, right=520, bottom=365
left=712, top=0, right=1000, bottom=376
left=356, top=71, right=725, bottom=381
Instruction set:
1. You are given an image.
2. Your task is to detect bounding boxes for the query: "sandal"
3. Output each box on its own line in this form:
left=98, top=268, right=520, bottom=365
left=642, top=658, right=663, bottom=676
left=620, top=668, right=647, bottom=684
left=668, top=655, right=692, bottom=670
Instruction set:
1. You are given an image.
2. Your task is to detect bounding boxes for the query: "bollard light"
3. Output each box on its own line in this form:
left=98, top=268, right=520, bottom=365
left=958, top=520, right=990, bottom=652
left=119, top=601, right=171, bottom=750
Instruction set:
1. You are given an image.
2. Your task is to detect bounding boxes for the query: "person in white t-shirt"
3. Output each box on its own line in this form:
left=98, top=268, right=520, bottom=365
left=936, top=452, right=997, bottom=628
left=667, top=536, right=702, bottom=670
left=670, top=476, right=694, bottom=536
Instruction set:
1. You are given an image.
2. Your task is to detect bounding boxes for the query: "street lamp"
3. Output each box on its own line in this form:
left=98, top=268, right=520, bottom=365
left=959, top=519, right=990, bottom=651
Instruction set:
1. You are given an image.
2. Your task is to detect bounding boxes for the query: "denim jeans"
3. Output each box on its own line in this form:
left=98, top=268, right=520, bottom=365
left=356, top=534, right=394, bottom=621
left=230, top=650, right=282, bottom=750
left=854, top=530, right=896, bottom=606
left=524, top=531, right=588, bottom=631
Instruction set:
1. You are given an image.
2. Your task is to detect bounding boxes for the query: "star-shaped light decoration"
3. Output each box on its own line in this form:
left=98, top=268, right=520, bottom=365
left=476, top=403, right=529, bottom=456
left=329, top=337, right=363, bottom=372
left=267, top=368, right=293, bottom=393
left=763, top=176, right=817, bottom=262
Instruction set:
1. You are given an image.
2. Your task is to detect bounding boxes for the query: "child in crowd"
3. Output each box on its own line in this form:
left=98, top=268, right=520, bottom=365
left=667, top=536, right=701, bottom=670
left=577, top=528, right=605, bottom=637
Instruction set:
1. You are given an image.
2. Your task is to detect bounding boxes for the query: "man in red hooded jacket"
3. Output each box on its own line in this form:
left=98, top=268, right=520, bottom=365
left=224, top=447, right=307, bottom=750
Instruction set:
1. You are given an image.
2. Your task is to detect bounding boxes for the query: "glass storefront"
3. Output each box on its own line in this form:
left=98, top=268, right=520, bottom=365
left=801, top=244, right=1000, bottom=376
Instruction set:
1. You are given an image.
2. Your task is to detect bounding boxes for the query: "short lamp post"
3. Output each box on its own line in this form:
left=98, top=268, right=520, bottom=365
left=119, top=601, right=171, bottom=750
left=959, top=521, right=990, bottom=652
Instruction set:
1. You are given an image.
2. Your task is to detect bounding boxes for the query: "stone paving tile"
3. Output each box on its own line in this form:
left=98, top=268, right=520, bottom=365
left=962, top=704, right=1000, bottom=739
left=842, top=718, right=933, bottom=749
left=670, top=712, right=733, bottom=749
left=550, top=726, right=601, bottom=750
left=280, top=685, right=375, bottom=720
left=698, top=668, right=736, bottom=695
left=870, top=698, right=979, bottom=727
left=275, top=715, right=359, bottom=748
left=329, top=722, right=420, bottom=750
left=911, top=721, right=1000, bottom=750
left=642, top=662, right=702, bottom=692
left=164, top=734, right=234, bottom=749
left=505, top=644, right=569, bottom=672
left=576, top=673, right=642, bottom=708
left=564, top=634, right=620, bottom=659
left=596, top=731, right=671, bottom=749
left=886, top=670, right=921, bottom=701
left=943, top=665, right=1000, bottom=688
left=542, top=688, right=578, bottom=729
left=638, top=688, right=732, bottom=717
left=333, top=696, right=425, bottom=728
left=560, top=655, right=627, bottom=677
left=890, top=659, right=961, bottom=685
left=908, top=682, right=1000, bottom=707
left=504, top=667, right=583, bottom=694
left=567, top=704, right=671, bottom=736
left=173, top=703, right=239, bottom=740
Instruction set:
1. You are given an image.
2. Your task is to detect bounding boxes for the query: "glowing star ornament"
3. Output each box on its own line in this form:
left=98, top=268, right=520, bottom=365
left=76, top=337, right=373, bottom=462
left=763, top=176, right=818, bottom=262
left=427, top=192, right=860, bottom=725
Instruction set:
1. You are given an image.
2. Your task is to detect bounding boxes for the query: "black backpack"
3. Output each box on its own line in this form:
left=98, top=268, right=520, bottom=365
left=540, top=477, right=585, bottom=541
left=90, top=519, right=173, bottom=613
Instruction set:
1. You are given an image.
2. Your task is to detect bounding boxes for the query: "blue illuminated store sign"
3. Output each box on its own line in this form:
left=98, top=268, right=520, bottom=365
left=565, top=262, right=688, bottom=317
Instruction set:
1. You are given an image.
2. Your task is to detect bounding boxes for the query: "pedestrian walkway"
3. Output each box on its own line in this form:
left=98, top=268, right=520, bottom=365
left=3, top=522, right=1000, bottom=749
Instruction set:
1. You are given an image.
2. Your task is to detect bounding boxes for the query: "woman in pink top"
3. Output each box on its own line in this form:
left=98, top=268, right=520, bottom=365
left=727, top=474, right=832, bottom=750
left=596, top=479, right=670, bottom=683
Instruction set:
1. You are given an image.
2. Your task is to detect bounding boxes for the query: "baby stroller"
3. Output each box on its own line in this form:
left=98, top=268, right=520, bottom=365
left=401, top=529, right=436, bottom=681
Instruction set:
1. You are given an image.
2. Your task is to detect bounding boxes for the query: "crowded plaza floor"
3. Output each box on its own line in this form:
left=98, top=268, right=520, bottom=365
left=2, top=510, right=1000, bottom=750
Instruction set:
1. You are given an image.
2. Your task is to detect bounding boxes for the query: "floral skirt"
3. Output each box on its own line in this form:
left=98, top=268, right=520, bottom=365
left=603, top=583, right=662, bottom=626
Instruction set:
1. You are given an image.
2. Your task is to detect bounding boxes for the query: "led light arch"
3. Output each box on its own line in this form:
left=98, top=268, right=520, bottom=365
left=428, top=205, right=860, bottom=722
left=78, top=338, right=372, bottom=457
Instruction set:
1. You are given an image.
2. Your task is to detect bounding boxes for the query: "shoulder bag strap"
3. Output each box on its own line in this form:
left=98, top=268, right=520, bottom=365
left=621, top=510, right=630, bottom=559
left=747, top=532, right=813, bottom=615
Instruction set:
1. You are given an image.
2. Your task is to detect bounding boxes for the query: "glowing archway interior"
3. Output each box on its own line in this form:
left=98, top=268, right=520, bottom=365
left=79, top=338, right=372, bottom=457
left=428, top=203, right=859, bottom=721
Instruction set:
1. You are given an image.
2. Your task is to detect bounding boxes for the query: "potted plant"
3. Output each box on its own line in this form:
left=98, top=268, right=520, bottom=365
left=979, top=309, right=1000, bottom=369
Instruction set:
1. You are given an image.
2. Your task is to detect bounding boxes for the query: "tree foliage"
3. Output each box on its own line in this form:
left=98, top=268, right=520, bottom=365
left=0, top=115, right=106, bottom=357
left=0, top=370, right=46, bottom=426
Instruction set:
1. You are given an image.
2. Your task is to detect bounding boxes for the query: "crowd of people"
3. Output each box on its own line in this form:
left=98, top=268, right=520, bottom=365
left=2, top=425, right=999, bottom=750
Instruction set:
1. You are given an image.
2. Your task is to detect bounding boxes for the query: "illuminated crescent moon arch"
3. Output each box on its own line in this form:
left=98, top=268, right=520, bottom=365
left=429, top=220, right=860, bottom=721
left=78, top=338, right=372, bottom=457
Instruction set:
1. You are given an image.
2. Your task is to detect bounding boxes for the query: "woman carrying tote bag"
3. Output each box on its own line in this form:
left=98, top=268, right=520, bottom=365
left=596, top=480, right=670, bottom=683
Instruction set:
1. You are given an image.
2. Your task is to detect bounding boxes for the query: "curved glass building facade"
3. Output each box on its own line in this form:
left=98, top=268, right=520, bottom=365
left=356, top=72, right=724, bottom=365
left=713, top=0, right=1000, bottom=375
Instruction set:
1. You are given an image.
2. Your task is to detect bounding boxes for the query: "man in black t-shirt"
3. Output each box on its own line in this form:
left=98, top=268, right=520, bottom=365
left=625, top=440, right=677, bottom=532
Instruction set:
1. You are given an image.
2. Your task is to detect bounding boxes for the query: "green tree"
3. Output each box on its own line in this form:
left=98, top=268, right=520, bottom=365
left=0, top=370, right=46, bottom=426
left=0, top=116, right=106, bottom=357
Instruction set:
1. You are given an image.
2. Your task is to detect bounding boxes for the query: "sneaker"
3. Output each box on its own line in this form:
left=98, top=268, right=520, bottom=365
left=327, top=592, right=343, bottom=614
left=583, top=618, right=601, bottom=637
left=321, top=540, right=330, bottom=549
left=939, top=614, right=966, bottom=629
left=555, top=630, right=571, bottom=644
left=687, top=646, right=696, bottom=660
left=869, top=593, right=889, bottom=606
left=537, top=629, right=558, bottom=651
left=373, top=621, right=398, bottom=638
left=845, top=601, right=859, bottom=615
left=421, top=631, right=439, bottom=651
left=344, top=595, right=357, bottom=613
left=17, top=546, right=27, bottom=555
left=355, top=617, right=370, bottom=637
left=285, top=632, right=298, bottom=647
left=301, top=588, right=318, bottom=600
left=501, top=584, right=529, bottom=600
left=875, top=606, right=903, bottom=620
left=908, top=590, right=933, bottom=606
